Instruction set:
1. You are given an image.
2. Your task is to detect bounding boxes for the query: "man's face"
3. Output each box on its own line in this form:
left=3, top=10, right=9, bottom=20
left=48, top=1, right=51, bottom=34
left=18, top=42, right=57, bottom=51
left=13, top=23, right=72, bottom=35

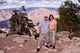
left=44, top=16, right=48, bottom=21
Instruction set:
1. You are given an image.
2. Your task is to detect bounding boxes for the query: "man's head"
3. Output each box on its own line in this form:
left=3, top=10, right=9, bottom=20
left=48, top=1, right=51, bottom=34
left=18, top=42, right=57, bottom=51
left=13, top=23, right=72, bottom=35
left=44, top=16, right=48, bottom=21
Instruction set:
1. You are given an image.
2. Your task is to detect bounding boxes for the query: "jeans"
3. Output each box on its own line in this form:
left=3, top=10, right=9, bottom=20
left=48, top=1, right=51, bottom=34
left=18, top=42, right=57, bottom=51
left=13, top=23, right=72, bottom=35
left=48, top=30, right=55, bottom=44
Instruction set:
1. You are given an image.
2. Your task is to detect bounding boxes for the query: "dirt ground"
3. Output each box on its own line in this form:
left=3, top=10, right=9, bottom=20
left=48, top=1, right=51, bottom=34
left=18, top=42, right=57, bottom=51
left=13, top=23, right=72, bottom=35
left=0, top=31, right=80, bottom=53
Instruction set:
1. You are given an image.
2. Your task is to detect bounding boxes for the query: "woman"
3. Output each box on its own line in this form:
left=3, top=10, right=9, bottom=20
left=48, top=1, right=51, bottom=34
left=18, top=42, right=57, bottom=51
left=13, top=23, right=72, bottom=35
left=48, top=14, right=57, bottom=49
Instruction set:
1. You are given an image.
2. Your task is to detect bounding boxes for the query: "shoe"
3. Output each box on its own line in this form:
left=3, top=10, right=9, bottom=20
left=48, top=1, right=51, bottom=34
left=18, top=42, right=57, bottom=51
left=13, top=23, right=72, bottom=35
left=37, top=48, right=40, bottom=52
left=53, top=46, right=55, bottom=49
left=45, top=45, right=49, bottom=48
left=44, top=43, right=49, bottom=48
left=24, top=40, right=27, bottom=42
left=6, top=34, right=9, bottom=37
left=48, top=45, right=52, bottom=48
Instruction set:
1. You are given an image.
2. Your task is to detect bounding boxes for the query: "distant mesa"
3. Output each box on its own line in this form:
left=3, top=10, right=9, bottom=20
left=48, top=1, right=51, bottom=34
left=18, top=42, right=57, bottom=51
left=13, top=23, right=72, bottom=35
left=0, top=7, right=59, bottom=27
left=28, top=8, right=60, bottom=24
left=0, top=11, right=12, bottom=22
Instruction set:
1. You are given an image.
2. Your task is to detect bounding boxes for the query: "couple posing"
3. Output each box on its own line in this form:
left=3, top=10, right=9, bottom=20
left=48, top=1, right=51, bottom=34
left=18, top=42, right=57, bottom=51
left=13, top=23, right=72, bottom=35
left=37, top=14, right=57, bottom=52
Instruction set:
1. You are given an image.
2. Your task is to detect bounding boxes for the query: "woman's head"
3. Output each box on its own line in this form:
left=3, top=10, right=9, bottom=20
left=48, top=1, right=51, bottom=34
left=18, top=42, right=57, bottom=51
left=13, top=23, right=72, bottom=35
left=49, top=14, right=54, bottom=21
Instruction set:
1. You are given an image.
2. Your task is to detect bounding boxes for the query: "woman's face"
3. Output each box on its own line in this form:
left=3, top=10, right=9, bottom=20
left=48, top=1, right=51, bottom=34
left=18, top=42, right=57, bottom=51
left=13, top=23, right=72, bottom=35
left=50, top=15, right=53, bottom=20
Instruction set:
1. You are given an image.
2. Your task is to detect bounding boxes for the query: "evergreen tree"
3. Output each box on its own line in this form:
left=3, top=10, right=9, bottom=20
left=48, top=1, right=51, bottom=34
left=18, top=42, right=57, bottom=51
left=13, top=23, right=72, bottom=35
left=9, top=6, right=35, bottom=35
left=57, top=0, right=80, bottom=32
left=9, top=10, right=19, bottom=33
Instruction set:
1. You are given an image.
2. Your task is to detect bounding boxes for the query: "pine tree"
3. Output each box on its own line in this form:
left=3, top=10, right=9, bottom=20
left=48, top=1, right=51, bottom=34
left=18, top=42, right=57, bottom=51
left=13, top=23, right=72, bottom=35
left=57, top=0, right=80, bottom=32
left=9, top=7, right=35, bottom=35
left=9, top=10, right=19, bottom=34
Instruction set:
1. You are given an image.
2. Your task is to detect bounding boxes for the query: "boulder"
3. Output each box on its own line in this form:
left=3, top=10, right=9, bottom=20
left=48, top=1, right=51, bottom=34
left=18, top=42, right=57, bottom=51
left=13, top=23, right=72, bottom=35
left=0, top=33, right=6, bottom=38
left=60, top=46, right=80, bottom=53
left=72, top=37, right=80, bottom=41
left=0, top=50, right=4, bottom=53
left=56, top=31, right=70, bottom=38
left=13, top=37, right=25, bottom=43
left=75, top=42, right=80, bottom=47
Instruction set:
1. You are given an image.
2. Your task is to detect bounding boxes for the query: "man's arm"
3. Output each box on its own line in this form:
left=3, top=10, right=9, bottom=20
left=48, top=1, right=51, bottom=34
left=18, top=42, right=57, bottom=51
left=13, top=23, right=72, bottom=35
left=38, top=21, right=42, bottom=33
left=39, top=26, right=41, bottom=33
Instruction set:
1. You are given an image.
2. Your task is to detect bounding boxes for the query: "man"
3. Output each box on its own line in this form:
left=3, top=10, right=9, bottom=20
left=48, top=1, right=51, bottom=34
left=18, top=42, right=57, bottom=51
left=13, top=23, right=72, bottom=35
left=37, top=16, right=49, bottom=52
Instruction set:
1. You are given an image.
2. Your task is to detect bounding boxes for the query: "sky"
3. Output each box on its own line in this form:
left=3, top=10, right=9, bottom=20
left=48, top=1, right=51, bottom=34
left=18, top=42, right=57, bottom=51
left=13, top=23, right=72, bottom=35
left=0, top=0, right=79, bottom=9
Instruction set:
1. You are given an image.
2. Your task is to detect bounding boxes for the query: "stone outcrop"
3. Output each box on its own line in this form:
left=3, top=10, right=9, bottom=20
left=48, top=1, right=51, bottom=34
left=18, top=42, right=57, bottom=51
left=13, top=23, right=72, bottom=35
left=0, top=31, right=80, bottom=53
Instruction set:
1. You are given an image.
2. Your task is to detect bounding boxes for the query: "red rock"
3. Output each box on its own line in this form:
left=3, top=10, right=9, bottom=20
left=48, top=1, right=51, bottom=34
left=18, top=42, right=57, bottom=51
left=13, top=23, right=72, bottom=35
left=0, top=50, right=4, bottom=53
left=0, top=33, right=6, bottom=38
left=28, top=8, right=59, bottom=24
left=13, top=37, right=25, bottom=43
left=0, top=32, right=80, bottom=53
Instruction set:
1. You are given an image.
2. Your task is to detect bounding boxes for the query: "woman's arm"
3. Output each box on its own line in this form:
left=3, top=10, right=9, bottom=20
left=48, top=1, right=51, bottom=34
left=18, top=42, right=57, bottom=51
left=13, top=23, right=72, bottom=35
left=54, top=21, right=57, bottom=35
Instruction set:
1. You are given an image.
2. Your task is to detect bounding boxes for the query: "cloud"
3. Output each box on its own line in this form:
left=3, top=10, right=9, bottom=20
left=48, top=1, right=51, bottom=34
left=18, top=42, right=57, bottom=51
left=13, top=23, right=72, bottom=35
left=0, top=0, right=79, bottom=9
left=25, top=0, right=62, bottom=8
left=71, top=0, right=79, bottom=3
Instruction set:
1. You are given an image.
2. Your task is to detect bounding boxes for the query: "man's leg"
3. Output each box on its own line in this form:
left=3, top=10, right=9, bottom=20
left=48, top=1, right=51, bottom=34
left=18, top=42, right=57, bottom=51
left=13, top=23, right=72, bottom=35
left=44, top=33, right=50, bottom=48
left=37, top=33, right=44, bottom=52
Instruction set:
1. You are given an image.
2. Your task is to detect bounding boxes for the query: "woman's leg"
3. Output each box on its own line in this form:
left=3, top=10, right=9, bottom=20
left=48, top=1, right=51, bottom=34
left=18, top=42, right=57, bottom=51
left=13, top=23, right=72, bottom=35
left=51, top=31, right=56, bottom=49
left=49, top=31, right=56, bottom=48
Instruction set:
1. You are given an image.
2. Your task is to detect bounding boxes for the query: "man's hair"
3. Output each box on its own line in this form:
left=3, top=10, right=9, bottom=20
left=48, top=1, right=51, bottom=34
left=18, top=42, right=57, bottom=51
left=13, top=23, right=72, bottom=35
left=44, top=16, right=48, bottom=18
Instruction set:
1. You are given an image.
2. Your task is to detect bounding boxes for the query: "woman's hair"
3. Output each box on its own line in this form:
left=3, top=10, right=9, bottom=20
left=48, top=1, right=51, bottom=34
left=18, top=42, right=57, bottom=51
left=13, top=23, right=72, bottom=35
left=49, top=14, right=54, bottom=21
